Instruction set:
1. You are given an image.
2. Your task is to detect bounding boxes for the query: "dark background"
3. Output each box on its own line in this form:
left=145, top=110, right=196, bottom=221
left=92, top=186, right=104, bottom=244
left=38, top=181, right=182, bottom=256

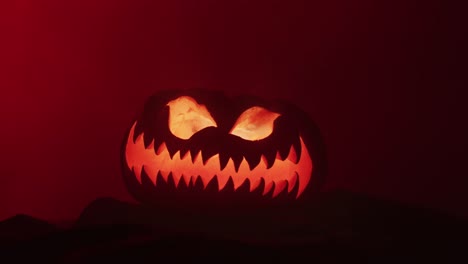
left=0, top=0, right=465, bottom=222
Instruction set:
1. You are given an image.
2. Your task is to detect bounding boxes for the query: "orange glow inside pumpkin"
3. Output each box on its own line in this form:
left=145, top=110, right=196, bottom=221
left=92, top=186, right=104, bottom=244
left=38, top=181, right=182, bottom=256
left=125, top=123, right=313, bottom=198
left=229, top=107, right=281, bottom=141
left=166, top=96, right=217, bottom=140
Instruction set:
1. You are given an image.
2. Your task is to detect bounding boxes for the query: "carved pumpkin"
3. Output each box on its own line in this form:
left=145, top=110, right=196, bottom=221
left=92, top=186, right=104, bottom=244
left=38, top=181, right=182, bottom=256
left=121, top=89, right=326, bottom=209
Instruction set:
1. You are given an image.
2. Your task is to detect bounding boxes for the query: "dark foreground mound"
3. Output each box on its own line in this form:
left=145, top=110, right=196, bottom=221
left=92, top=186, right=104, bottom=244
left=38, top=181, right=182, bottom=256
left=0, top=214, right=57, bottom=244
left=1, top=191, right=467, bottom=263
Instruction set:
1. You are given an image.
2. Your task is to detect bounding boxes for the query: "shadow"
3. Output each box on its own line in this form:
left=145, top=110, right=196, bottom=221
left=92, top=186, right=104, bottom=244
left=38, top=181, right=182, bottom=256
left=1, top=191, right=467, bottom=263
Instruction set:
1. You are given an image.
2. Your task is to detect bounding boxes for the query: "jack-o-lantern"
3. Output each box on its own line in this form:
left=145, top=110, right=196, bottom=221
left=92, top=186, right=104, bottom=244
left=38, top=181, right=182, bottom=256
left=121, top=89, right=326, bottom=210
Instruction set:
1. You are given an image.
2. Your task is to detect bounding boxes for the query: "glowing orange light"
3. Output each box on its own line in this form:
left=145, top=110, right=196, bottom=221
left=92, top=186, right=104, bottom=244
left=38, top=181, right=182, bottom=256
left=166, top=96, right=217, bottom=140
left=125, top=122, right=313, bottom=198
left=229, top=106, right=281, bottom=141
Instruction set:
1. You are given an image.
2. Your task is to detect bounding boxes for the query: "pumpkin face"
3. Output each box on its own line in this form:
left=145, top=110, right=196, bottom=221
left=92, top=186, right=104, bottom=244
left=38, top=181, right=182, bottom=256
left=121, top=89, right=326, bottom=208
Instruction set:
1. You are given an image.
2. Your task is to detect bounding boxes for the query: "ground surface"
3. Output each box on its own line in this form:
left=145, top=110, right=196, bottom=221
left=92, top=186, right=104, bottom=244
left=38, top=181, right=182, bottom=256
left=1, top=191, right=466, bottom=263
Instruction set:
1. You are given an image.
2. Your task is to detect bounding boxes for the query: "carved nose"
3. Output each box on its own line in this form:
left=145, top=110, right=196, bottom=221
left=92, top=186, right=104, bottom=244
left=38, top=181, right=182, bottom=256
left=187, top=126, right=224, bottom=155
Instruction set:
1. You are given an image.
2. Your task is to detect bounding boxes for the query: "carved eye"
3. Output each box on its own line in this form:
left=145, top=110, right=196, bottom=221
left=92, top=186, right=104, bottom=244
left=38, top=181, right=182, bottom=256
left=229, top=106, right=281, bottom=141
left=166, top=96, right=217, bottom=139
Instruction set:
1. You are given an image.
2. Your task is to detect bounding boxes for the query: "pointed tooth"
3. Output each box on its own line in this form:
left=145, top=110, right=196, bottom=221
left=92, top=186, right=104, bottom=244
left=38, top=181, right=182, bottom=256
left=159, top=170, right=170, bottom=182
left=186, top=176, right=194, bottom=188
left=184, top=150, right=192, bottom=161
left=224, top=158, right=235, bottom=171
left=219, top=153, right=230, bottom=171
left=263, top=148, right=276, bottom=169
left=297, top=175, right=310, bottom=199
left=217, top=175, right=230, bottom=191
left=279, top=142, right=291, bottom=161
left=178, top=175, right=189, bottom=189
left=132, top=122, right=142, bottom=143
left=171, top=170, right=182, bottom=187
left=233, top=158, right=249, bottom=189
left=143, top=132, right=153, bottom=148
left=275, top=151, right=282, bottom=161
left=190, top=149, right=198, bottom=163
left=232, top=156, right=243, bottom=173
left=263, top=181, right=274, bottom=196
left=232, top=176, right=246, bottom=190
left=244, top=152, right=261, bottom=171
left=249, top=178, right=262, bottom=192
left=236, top=179, right=250, bottom=193
left=133, top=132, right=144, bottom=146
left=287, top=144, right=298, bottom=164
left=193, top=176, right=205, bottom=190
left=292, top=136, right=302, bottom=162
left=204, top=175, right=219, bottom=192
left=127, top=124, right=136, bottom=144
left=152, top=137, right=164, bottom=155
left=252, top=178, right=265, bottom=195
left=140, top=166, right=152, bottom=186
left=223, top=177, right=235, bottom=193
left=296, top=173, right=304, bottom=199
left=296, top=137, right=313, bottom=198
left=156, top=142, right=167, bottom=155
left=180, top=149, right=190, bottom=160
left=173, top=150, right=181, bottom=160
left=217, top=158, right=234, bottom=190
left=145, top=139, right=155, bottom=150
left=175, top=174, right=184, bottom=188
left=155, top=172, right=166, bottom=187
left=143, top=165, right=158, bottom=185
left=201, top=174, right=215, bottom=189
left=180, top=174, right=192, bottom=187
left=167, top=144, right=178, bottom=159
left=192, top=150, right=202, bottom=164
left=133, top=166, right=142, bottom=184
left=166, top=173, right=177, bottom=189
left=260, top=155, right=269, bottom=170
left=191, top=175, right=198, bottom=185
left=239, top=157, right=249, bottom=170
left=272, top=180, right=287, bottom=198
left=201, top=150, right=218, bottom=165
left=206, top=154, right=220, bottom=171
left=288, top=173, right=298, bottom=192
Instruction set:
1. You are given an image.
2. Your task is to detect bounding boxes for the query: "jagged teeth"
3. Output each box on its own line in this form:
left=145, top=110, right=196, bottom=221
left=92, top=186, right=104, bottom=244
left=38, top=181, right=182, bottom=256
left=272, top=180, right=288, bottom=198
left=192, top=150, right=202, bottom=165
left=181, top=174, right=192, bottom=187
left=156, top=142, right=166, bottom=155
left=263, top=181, right=275, bottom=196
left=249, top=178, right=262, bottom=192
left=142, top=165, right=157, bottom=185
left=287, top=145, right=298, bottom=164
left=159, top=170, right=169, bottom=182
left=126, top=122, right=312, bottom=199
left=259, top=144, right=299, bottom=169
left=216, top=175, right=230, bottom=191
left=288, top=173, right=298, bottom=192
left=146, top=139, right=154, bottom=150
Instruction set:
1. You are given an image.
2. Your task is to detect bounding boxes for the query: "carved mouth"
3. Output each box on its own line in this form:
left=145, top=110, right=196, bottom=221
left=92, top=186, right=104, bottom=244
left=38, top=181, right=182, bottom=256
left=125, top=122, right=313, bottom=198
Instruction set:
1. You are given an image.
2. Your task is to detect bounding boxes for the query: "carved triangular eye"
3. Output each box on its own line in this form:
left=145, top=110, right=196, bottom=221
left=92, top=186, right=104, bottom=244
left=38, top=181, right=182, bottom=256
left=167, top=96, right=217, bottom=139
left=229, top=106, right=281, bottom=141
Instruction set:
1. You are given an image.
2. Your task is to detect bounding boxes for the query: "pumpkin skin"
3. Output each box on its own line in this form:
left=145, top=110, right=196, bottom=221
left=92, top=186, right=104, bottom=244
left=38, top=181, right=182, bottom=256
left=121, top=89, right=327, bottom=211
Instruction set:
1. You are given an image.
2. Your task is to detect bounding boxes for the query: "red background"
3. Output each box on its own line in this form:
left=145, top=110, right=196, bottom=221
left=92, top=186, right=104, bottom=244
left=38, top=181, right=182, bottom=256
left=0, top=0, right=465, bottom=221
